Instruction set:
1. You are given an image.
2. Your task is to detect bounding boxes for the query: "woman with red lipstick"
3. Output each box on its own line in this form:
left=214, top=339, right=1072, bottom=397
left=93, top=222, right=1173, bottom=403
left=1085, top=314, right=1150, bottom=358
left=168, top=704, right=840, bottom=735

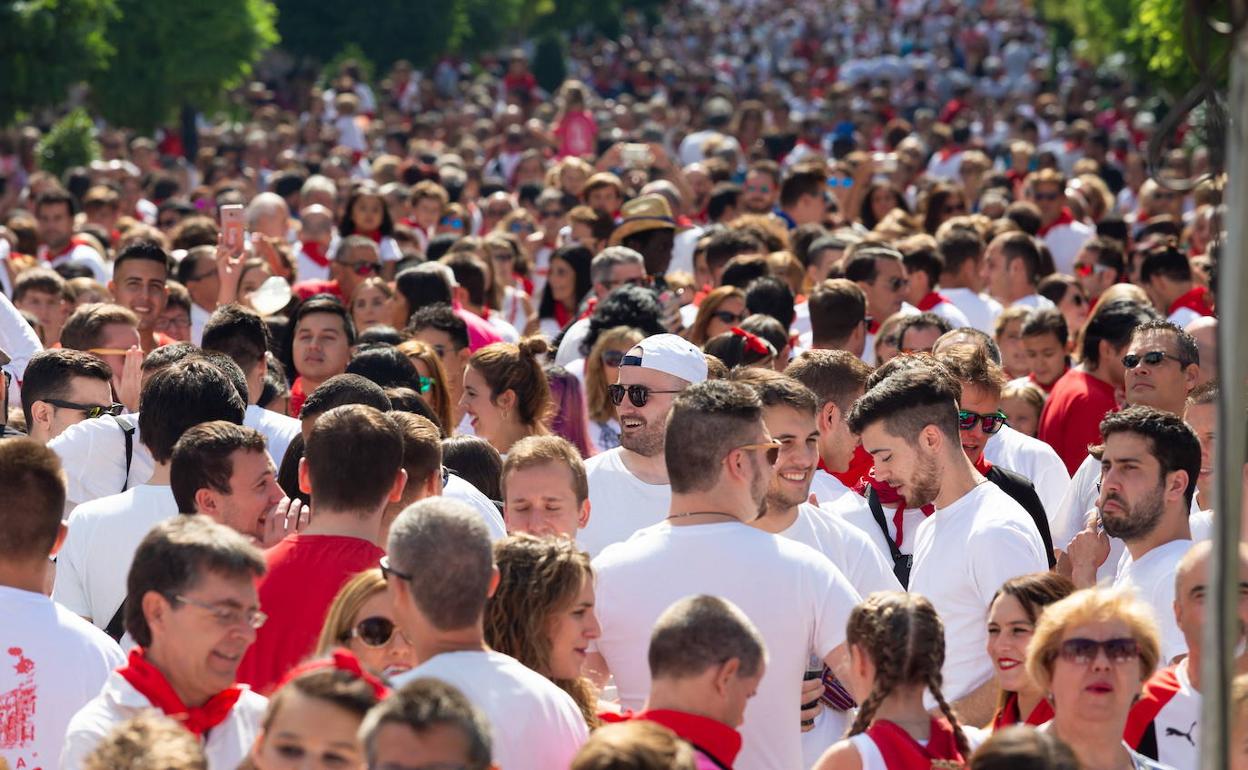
left=1025, top=588, right=1174, bottom=770
left=484, top=534, right=602, bottom=729
left=986, top=573, right=1075, bottom=729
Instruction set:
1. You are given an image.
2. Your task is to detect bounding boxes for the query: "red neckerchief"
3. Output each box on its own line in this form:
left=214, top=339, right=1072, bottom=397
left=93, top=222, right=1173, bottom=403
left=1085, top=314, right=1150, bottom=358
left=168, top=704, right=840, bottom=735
left=867, top=317, right=882, bottom=335
left=1028, top=371, right=1060, bottom=394
left=865, top=718, right=965, bottom=769
left=973, top=455, right=993, bottom=476
left=1125, top=664, right=1183, bottom=748
left=864, top=472, right=934, bottom=548
left=578, top=295, right=598, bottom=321
left=819, top=445, right=875, bottom=491
left=117, top=648, right=243, bottom=738
left=1036, top=207, right=1076, bottom=237
left=41, top=236, right=88, bottom=262
left=553, top=302, right=574, bottom=329
left=357, top=229, right=383, bottom=244
left=937, top=144, right=962, bottom=162
left=290, top=376, right=309, bottom=418
left=276, top=649, right=390, bottom=700
left=992, top=692, right=1055, bottom=730
left=301, top=240, right=329, bottom=268
left=638, top=710, right=742, bottom=769
left=1167, top=286, right=1215, bottom=318
left=916, top=291, right=949, bottom=312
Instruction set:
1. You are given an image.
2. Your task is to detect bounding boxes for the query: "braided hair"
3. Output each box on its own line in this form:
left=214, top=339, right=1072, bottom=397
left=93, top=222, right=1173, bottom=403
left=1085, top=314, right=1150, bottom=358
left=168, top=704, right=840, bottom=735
left=844, top=591, right=970, bottom=758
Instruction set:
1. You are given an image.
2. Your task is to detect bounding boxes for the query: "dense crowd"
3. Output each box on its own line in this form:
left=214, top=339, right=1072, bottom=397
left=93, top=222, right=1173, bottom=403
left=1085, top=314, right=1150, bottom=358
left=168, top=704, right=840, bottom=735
left=0, top=0, right=1243, bottom=768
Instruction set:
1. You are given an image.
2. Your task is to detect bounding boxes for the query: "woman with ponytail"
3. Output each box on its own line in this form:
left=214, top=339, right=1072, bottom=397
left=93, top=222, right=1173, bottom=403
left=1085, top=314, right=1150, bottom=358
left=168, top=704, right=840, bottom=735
left=460, top=336, right=553, bottom=456
left=814, top=591, right=971, bottom=770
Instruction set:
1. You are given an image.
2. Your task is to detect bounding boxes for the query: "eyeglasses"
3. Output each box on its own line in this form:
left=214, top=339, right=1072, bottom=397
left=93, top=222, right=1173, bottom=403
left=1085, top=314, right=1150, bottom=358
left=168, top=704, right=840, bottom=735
left=827, top=177, right=854, bottom=189
left=168, top=594, right=267, bottom=630
left=417, top=376, right=434, bottom=394
left=884, top=276, right=908, bottom=291
left=601, top=349, right=627, bottom=368
left=733, top=440, right=783, bottom=465
left=607, top=383, right=685, bottom=407
left=155, top=315, right=191, bottom=332
left=944, top=201, right=968, bottom=214
left=42, top=399, right=126, bottom=419
left=508, top=222, right=535, bottom=234
left=337, top=260, right=378, bottom=276
left=1033, top=192, right=1061, bottom=202
left=1122, top=350, right=1186, bottom=369
left=540, top=209, right=564, bottom=219
left=1056, top=637, right=1141, bottom=665
left=87, top=348, right=132, bottom=357
left=440, top=217, right=464, bottom=229
left=605, top=277, right=649, bottom=289
left=342, top=616, right=404, bottom=648
left=380, top=555, right=413, bottom=583
left=1073, top=262, right=1111, bottom=278
left=744, top=184, right=772, bottom=194
left=712, top=310, right=747, bottom=325
left=958, top=409, right=1008, bottom=434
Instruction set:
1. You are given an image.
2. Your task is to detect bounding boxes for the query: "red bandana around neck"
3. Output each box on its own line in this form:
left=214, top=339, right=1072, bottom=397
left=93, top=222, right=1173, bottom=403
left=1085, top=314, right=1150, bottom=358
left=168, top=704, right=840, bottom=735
left=301, top=240, right=330, bottom=268
left=864, top=472, right=934, bottom=548
left=820, top=445, right=875, bottom=492
left=1036, top=207, right=1076, bottom=237
left=357, top=229, right=383, bottom=244
left=867, top=317, right=882, bottom=335
left=1167, top=285, right=1215, bottom=318
left=554, top=302, right=574, bottom=329
left=916, top=291, right=950, bottom=312
left=866, top=718, right=965, bottom=769
left=993, top=692, right=1055, bottom=729
left=973, top=455, right=993, bottom=476
left=117, top=648, right=243, bottom=737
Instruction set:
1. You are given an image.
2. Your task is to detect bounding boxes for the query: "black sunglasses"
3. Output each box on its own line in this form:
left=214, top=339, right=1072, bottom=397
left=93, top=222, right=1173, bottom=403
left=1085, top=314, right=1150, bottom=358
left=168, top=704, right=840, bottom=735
left=608, top=383, right=684, bottom=408
left=338, top=260, right=378, bottom=277
left=43, top=399, right=125, bottom=419
left=343, top=616, right=401, bottom=648
left=1122, top=350, right=1185, bottom=369
left=1056, top=637, right=1140, bottom=665
left=712, top=310, right=746, bottom=325
left=958, top=409, right=1008, bottom=434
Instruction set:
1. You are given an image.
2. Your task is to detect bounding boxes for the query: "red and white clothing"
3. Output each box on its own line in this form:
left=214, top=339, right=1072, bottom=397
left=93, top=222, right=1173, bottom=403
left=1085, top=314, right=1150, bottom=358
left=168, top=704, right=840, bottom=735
left=915, top=291, right=971, bottom=329
left=553, top=110, right=598, bottom=158
left=1126, top=659, right=1201, bottom=770
left=992, top=692, right=1054, bottom=729
left=846, top=718, right=967, bottom=770
left=941, top=287, right=1003, bottom=335
left=38, top=239, right=111, bottom=282
left=600, top=709, right=742, bottom=770
left=1038, top=368, right=1119, bottom=475
left=1167, top=286, right=1215, bottom=329
left=1037, top=208, right=1094, bottom=275
left=295, top=240, right=333, bottom=283
left=62, top=650, right=266, bottom=770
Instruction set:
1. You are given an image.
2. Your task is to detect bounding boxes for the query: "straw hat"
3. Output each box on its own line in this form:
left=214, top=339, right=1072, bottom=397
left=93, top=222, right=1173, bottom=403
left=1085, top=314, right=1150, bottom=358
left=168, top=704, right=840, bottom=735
left=608, top=194, right=676, bottom=246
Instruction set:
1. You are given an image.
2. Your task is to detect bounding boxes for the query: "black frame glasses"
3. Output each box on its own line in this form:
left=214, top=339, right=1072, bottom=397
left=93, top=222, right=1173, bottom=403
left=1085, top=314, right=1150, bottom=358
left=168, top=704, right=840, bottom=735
left=43, top=399, right=125, bottom=419
left=607, top=383, right=685, bottom=408
left=712, top=310, right=746, bottom=325
left=1122, top=350, right=1185, bottom=370
left=958, top=409, right=1008, bottom=434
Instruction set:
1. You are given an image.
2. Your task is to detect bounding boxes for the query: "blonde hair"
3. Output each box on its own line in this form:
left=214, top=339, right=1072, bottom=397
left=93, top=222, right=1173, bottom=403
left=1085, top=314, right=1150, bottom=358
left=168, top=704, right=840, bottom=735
left=586, top=326, right=645, bottom=423
left=397, top=339, right=453, bottom=435
left=686, top=286, right=745, bottom=346
left=1025, top=587, right=1160, bottom=693
left=1001, top=381, right=1046, bottom=418
left=83, top=712, right=206, bottom=770
left=316, top=568, right=388, bottom=657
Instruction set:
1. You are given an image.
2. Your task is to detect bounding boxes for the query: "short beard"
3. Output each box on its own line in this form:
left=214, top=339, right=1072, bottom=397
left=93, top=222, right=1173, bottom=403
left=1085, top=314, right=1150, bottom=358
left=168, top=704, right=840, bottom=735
left=1101, top=485, right=1166, bottom=541
left=765, top=484, right=809, bottom=514
left=620, top=420, right=665, bottom=457
left=905, top=451, right=942, bottom=508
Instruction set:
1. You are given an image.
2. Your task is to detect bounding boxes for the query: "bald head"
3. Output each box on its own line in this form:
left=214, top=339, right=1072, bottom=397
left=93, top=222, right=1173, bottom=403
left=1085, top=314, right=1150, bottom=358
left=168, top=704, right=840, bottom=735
left=1174, top=539, right=1248, bottom=659
left=300, top=204, right=335, bottom=242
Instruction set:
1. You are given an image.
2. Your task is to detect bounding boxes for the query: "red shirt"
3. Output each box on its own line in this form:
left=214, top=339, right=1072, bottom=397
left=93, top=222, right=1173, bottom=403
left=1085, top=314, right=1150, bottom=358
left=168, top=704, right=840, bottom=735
left=1038, top=369, right=1118, bottom=475
left=236, top=533, right=385, bottom=694
left=292, top=279, right=343, bottom=302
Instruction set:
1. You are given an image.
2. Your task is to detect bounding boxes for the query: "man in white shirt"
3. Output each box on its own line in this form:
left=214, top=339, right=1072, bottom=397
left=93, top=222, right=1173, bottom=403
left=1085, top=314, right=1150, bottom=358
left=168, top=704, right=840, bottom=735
left=1068, top=406, right=1200, bottom=665
left=54, top=358, right=248, bottom=633
left=359, top=678, right=497, bottom=770
left=937, top=226, right=1002, bottom=334
left=1028, top=169, right=1093, bottom=275
left=62, top=516, right=269, bottom=770
left=387, top=499, right=589, bottom=770
left=502, top=434, right=591, bottom=539
left=784, top=349, right=874, bottom=507
left=844, top=247, right=911, bottom=366
left=982, top=231, right=1056, bottom=311
left=19, top=349, right=117, bottom=444
left=554, top=247, right=647, bottom=367
left=847, top=367, right=1047, bottom=726
left=0, top=440, right=124, bottom=770
left=802, top=279, right=868, bottom=358
left=580, top=333, right=707, bottom=557
left=1126, top=541, right=1248, bottom=768
left=201, top=304, right=301, bottom=468
left=35, top=189, right=111, bottom=281
left=1138, top=242, right=1216, bottom=329
left=901, top=245, right=971, bottom=329
left=174, top=246, right=220, bottom=346
left=589, top=380, right=862, bottom=770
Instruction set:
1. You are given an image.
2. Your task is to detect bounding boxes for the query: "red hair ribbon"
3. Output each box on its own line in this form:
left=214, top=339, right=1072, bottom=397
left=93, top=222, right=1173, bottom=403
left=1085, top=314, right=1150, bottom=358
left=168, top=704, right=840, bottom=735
left=276, top=648, right=391, bottom=700
left=730, top=327, right=774, bottom=357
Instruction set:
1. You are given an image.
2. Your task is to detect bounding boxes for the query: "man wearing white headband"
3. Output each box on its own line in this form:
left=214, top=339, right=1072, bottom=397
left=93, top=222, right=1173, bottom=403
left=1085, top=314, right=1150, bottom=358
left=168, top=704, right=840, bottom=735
left=578, top=333, right=708, bottom=556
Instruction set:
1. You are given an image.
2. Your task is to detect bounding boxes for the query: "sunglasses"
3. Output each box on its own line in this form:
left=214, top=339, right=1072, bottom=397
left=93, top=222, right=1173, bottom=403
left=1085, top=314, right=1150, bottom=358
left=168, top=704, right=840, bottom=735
left=440, top=217, right=464, bottom=229
left=418, top=376, right=434, bottom=394
left=1056, top=637, right=1140, bottom=665
left=745, top=184, right=772, bottom=194
left=734, top=440, right=782, bottom=465
left=343, top=616, right=403, bottom=648
left=608, top=383, right=684, bottom=407
left=508, top=222, right=535, bottom=234
left=1033, top=192, right=1061, bottom=202
left=601, top=349, right=627, bottom=367
left=43, top=398, right=125, bottom=419
left=1122, top=350, right=1184, bottom=369
left=884, top=276, right=908, bottom=291
left=1073, top=262, right=1111, bottom=278
left=338, top=260, right=378, bottom=276
left=944, top=202, right=967, bottom=213
left=712, top=310, right=746, bottom=325
left=827, top=177, right=854, bottom=189
left=958, top=409, right=1008, bottom=434
left=540, top=209, right=564, bottom=219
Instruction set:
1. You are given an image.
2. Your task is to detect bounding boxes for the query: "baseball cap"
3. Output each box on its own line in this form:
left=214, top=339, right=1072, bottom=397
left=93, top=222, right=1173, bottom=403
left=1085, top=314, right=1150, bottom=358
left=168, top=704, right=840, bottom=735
left=621, top=333, right=708, bottom=384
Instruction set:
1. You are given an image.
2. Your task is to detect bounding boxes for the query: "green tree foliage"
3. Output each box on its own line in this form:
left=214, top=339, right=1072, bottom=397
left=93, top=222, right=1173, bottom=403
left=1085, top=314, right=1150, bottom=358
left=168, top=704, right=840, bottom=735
left=88, top=0, right=279, bottom=133
left=0, top=0, right=118, bottom=121
left=276, top=0, right=465, bottom=70
left=36, top=109, right=100, bottom=178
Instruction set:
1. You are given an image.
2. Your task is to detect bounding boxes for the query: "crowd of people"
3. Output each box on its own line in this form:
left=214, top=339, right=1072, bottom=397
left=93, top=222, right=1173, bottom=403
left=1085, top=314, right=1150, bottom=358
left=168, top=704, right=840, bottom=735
left=0, top=0, right=1243, bottom=768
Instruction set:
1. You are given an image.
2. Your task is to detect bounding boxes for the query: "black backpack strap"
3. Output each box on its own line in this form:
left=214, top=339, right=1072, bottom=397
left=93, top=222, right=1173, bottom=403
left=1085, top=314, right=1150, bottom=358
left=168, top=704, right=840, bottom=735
left=112, top=415, right=135, bottom=492
left=867, top=487, right=912, bottom=586
left=104, top=597, right=127, bottom=642
left=1136, top=720, right=1159, bottom=761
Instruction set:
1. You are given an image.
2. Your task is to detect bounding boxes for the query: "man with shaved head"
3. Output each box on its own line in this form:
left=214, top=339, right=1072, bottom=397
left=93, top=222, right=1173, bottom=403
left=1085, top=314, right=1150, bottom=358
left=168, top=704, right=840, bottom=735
left=295, top=204, right=337, bottom=282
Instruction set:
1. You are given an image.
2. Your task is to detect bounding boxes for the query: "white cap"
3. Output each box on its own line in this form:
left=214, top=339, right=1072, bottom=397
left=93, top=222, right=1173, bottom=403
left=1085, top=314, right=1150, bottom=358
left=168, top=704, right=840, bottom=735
left=622, top=333, right=708, bottom=384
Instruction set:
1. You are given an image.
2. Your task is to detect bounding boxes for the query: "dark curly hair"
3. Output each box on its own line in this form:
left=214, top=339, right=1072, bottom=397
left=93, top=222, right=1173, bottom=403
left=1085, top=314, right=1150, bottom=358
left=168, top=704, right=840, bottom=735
left=576, top=284, right=667, bottom=357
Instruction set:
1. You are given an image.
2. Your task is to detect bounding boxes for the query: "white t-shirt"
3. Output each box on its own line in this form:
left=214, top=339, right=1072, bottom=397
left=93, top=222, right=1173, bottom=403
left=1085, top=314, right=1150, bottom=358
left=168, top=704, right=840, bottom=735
left=392, top=650, right=588, bottom=770
left=927, top=298, right=972, bottom=330
left=53, top=485, right=179, bottom=627
left=62, top=671, right=267, bottom=770
left=190, top=302, right=211, bottom=346
left=1149, top=659, right=1201, bottom=770
left=0, top=586, right=124, bottom=770
left=245, top=404, right=300, bottom=469
left=941, top=287, right=1003, bottom=335
left=908, top=482, right=1048, bottom=702
left=1168, top=306, right=1205, bottom=329
left=808, top=469, right=856, bottom=508
left=40, top=242, right=112, bottom=282
left=442, top=473, right=507, bottom=541
left=783, top=504, right=902, bottom=596
left=983, top=424, right=1071, bottom=528
left=295, top=245, right=331, bottom=283
left=580, top=448, right=671, bottom=557
left=1114, top=539, right=1194, bottom=665
left=592, top=520, right=861, bottom=770
left=1011, top=293, right=1057, bottom=311
left=1051, top=452, right=1102, bottom=553
left=826, top=489, right=926, bottom=563
left=554, top=316, right=592, bottom=367
left=1042, top=220, right=1094, bottom=276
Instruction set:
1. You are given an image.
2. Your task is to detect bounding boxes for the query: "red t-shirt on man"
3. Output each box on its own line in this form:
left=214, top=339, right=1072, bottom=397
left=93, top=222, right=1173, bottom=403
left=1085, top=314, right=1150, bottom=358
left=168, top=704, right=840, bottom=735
left=1037, top=369, right=1118, bottom=475
left=235, top=534, right=385, bottom=694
